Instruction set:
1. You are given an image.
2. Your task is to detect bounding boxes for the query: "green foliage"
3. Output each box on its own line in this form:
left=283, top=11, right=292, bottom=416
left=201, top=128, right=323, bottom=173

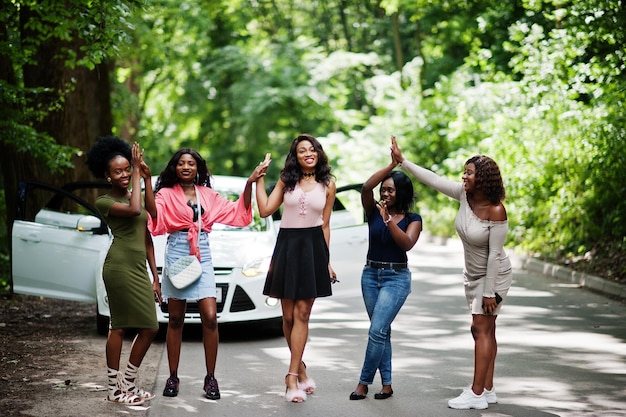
left=2, top=0, right=144, bottom=172
left=13, top=0, right=136, bottom=70
left=4, top=0, right=625, bottom=281
left=0, top=81, right=77, bottom=172
left=1, top=1, right=146, bottom=278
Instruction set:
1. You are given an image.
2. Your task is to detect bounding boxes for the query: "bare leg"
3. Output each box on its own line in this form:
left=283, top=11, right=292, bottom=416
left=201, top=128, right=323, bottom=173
left=281, top=298, right=314, bottom=401
left=106, top=328, right=125, bottom=370
left=484, top=319, right=497, bottom=391
left=470, top=314, right=497, bottom=395
left=198, top=297, right=219, bottom=374
left=105, top=327, right=142, bottom=404
left=165, top=298, right=186, bottom=377
left=119, top=327, right=158, bottom=400
left=128, top=328, right=159, bottom=367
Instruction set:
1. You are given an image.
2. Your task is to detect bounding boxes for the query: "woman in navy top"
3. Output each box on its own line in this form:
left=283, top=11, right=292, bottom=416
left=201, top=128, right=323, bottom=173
left=349, top=149, right=422, bottom=401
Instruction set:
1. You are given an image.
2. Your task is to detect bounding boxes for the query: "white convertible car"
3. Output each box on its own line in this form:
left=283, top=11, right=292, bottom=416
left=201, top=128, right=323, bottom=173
left=11, top=176, right=367, bottom=335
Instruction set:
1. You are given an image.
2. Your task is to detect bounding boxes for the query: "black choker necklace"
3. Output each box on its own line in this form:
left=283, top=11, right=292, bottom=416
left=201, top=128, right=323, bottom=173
left=180, top=182, right=194, bottom=187
left=302, top=172, right=315, bottom=178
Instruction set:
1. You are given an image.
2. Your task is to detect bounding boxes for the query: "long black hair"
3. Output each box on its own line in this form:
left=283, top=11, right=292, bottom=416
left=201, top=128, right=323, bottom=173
left=280, top=134, right=333, bottom=192
left=155, top=148, right=212, bottom=192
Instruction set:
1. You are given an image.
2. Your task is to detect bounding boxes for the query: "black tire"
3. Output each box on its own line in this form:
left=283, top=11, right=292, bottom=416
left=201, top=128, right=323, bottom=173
left=96, top=306, right=109, bottom=336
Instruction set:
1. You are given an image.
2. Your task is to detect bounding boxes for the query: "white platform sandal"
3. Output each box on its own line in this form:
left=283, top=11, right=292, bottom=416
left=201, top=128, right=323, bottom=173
left=106, top=367, right=144, bottom=405
left=118, top=362, right=155, bottom=401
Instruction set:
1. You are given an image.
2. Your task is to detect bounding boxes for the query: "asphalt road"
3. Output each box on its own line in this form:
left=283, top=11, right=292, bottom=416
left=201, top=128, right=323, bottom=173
left=145, top=238, right=626, bottom=417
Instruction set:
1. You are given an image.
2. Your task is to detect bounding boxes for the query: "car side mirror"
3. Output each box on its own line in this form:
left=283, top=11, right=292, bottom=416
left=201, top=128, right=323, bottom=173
left=77, top=215, right=103, bottom=232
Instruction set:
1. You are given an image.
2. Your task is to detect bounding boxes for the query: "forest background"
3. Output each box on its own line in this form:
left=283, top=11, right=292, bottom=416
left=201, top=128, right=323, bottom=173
left=1, top=0, right=625, bottom=292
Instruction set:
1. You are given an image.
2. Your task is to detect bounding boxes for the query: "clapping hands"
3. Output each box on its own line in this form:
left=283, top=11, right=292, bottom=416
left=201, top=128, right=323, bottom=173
left=390, top=135, right=404, bottom=165
left=132, top=142, right=152, bottom=179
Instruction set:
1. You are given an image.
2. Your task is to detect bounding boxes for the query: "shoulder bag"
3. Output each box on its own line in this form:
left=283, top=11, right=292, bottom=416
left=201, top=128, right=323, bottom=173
left=168, top=189, right=203, bottom=290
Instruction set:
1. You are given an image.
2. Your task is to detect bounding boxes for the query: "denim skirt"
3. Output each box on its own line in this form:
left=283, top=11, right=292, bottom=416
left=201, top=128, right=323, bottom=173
left=162, top=230, right=216, bottom=301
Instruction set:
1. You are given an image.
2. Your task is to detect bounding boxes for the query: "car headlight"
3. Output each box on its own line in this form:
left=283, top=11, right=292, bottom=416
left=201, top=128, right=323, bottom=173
left=242, top=257, right=271, bottom=277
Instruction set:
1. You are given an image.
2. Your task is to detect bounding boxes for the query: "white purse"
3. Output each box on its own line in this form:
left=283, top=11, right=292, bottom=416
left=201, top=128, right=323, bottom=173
left=168, top=190, right=203, bottom=290
left=168, top=255, right=202, bottom=290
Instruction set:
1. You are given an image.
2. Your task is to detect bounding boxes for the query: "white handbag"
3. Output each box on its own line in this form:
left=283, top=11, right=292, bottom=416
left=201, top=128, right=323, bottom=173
left=168, top=189, right=203, bottom=290
left=168, top=255, right=202, bottom=290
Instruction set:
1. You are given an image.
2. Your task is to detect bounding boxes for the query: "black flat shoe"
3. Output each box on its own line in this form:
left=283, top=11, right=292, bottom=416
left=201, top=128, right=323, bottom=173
left=374, top=390, right=393, bottom=400
left=349, top=392, right=367, bottom=400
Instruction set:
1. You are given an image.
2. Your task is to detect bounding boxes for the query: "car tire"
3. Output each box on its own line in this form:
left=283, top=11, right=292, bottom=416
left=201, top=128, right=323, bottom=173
left=96, top=306, right=109, bottom=336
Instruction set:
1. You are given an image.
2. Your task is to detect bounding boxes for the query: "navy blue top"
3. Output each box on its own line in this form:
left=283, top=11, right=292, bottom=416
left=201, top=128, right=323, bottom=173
left=366, top=208, right=422, bottom=263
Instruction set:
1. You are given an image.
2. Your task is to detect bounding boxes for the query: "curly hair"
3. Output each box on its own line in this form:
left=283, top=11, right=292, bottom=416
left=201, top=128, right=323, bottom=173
left=380, top=171, right=415, bottom=213
left=85, top=136, right=132, bottom=179
left=155, top=148, right=212, bottom=192
left=280, top=134, right=334, bottom=192
left=465, top=155, right=505, bottom=204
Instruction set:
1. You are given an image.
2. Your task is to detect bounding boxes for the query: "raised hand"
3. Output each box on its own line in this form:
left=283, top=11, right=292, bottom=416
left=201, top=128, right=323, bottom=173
left=131, top=142, right=142, bottom=169
left=390, top=135, right=404, bottom=165
left=249, top=152, right=272, bottom=183
left=139, top=160, right=152, bottom=179
left=133, top=142, right=152, bottom=179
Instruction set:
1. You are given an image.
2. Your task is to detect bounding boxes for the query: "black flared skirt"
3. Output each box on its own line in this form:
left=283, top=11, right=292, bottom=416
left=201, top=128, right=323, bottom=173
left=263, top=226, right=332, bottom=299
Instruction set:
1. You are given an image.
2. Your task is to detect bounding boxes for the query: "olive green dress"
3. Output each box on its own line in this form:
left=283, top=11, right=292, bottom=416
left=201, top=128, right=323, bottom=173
left=96, top=195, right=158, bottom=329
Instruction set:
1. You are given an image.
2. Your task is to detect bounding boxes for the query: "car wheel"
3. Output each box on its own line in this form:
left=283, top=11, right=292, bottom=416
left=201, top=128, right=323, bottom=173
left=96, top=306, right=109, bottom=336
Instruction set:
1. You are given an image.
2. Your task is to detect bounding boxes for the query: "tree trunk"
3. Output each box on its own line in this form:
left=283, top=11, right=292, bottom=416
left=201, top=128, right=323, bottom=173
left=1, top=6, right=113, bottom=285
left=392, top=12, right=404, bottom=73
left=338, top=0, right=353, bottom=51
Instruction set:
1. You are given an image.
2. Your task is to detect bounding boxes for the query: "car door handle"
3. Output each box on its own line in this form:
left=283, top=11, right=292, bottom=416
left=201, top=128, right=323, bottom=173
left=17, top=233, right=41, bottom=243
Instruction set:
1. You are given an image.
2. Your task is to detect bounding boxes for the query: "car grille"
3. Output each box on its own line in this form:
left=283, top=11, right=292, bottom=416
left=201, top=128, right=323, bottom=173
left=214, top=267, right=233, bottom=275
left=230, top=285, right=256, bottom=312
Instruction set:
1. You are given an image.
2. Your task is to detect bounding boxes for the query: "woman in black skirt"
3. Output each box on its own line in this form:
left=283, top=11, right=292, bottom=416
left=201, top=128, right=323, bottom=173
left=255, top=134, right=337, bottom=403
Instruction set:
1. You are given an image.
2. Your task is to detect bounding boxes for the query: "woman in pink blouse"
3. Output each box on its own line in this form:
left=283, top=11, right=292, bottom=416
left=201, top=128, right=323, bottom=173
left=148, top=148, right=265, bottom=400
left=255, top=134, right=337, bottom=403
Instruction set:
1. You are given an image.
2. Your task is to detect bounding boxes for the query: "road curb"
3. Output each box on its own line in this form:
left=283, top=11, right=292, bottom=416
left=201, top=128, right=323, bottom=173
left=417, top=236, right=626, bottom=302
left=521, top=257, right=626, bottom=301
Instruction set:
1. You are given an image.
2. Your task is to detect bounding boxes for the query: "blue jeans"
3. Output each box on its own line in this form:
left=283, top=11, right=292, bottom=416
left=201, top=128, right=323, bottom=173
left=358, top=265, right=411, bottom=386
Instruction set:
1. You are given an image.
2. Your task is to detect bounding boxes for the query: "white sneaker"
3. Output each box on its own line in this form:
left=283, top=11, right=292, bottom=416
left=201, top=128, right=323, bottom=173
left=483, top=387, right=497, bottom=404
left=448, top=388, right=489, bottom=409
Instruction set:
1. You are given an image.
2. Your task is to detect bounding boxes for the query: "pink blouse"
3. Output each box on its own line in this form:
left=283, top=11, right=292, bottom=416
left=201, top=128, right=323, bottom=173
left=279, top=182, right=326, bottom=228
left=148, top=184, right=252, bottom=258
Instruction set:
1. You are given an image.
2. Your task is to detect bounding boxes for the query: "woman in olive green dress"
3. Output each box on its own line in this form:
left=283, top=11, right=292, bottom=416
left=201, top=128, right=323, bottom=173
left=86, top=136, right=160, bottom=405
